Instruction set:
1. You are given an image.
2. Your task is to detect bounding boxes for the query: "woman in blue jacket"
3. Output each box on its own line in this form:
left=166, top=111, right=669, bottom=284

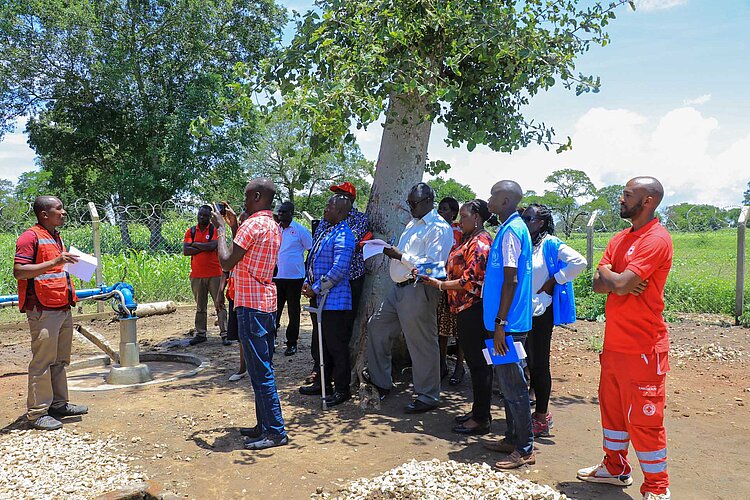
left=521, top=204, right=586, bottom=437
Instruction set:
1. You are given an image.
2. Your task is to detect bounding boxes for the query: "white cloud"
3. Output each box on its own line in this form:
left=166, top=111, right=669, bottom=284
left=683, top=94, right=711, bottom=106
left=0, top=117, right=37, bottom=182
left=635, top=0, right=688, bottom=12
left=426, top=105, right=748, bottom=208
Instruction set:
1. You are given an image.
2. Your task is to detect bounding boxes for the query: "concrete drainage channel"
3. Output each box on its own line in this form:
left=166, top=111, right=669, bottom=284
left=67, top=352, right=207, bottom=391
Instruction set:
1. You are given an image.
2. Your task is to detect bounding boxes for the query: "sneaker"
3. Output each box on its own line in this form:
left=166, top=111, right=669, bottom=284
left=240, top=425, right=262, bottom=438
left=30, top=415, right=63, bottom=431
left=284, top=345, right=297, bottom=356
left=48, top=403, right=88, bottom=417
left=532, top=412, right=553, bottom=437
left=493, top=450, right=536, bottom=470
left=244, top=435, right=288, bottom=450
left=221, top=337, right=231, bottom=346
left=188, top=335, right=207, bottom=346
left=643, top=489, right=671, bottom=500
left=228, top=371, right=247, bottom=382
left=577, top=462, right=633, bottom=486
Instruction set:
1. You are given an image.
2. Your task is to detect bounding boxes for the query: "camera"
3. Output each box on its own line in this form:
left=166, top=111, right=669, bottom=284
left=214, top=202, right=226, bottom=215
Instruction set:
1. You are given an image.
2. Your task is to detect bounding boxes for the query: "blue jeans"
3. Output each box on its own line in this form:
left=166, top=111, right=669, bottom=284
left=494, top=332, right=533, bottom=456
left=236, top=307, right=286, bottom=439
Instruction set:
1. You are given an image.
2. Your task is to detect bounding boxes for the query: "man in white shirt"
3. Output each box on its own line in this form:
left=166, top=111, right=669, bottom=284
left=274, top=201, right=313, bottom=356
left=363, top=183, right=454, bottom=413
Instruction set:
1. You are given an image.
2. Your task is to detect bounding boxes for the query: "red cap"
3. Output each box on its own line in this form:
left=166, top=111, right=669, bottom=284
left=329, top=181, right=356, bottom=200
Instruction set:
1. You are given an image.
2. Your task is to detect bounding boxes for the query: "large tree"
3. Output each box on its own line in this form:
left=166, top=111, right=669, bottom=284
left=223, top=0, right=631, bottom=373
left=0, top=0, right=286, bottom=247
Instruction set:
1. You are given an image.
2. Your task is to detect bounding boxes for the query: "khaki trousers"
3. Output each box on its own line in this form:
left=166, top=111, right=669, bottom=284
left=190, top=276, right=227, bottom=337
left=26, top=308, right=73, bottom=419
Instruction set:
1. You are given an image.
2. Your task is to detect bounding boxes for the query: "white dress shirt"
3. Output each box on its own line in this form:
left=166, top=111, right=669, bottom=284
left=530, top=234, right=587, bottom=316
left=276, top=220, right=313, bottom=279
left=389, top=209, right=453, bottom=283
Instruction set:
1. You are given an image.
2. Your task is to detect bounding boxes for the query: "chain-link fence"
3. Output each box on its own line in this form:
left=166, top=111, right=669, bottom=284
left=564, top=205, right=750, bottom=323
left=3, top=198, right=749, bottom=325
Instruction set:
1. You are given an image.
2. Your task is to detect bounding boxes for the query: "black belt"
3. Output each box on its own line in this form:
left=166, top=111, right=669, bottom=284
left=396, top=278, right=416, bottom=288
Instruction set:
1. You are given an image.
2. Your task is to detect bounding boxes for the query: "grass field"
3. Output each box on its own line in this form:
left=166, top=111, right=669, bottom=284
left=1, top=226, right=748, bottom=324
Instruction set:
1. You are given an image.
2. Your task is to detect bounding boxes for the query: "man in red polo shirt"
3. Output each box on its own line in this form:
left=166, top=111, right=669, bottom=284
left=183, top=205, right=228, bottom=346
left=577, top=177, right=673, bottom=500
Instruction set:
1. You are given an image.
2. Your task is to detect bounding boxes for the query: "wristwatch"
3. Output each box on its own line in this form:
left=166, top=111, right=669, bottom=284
left=494, top=318, right=508, bottom=326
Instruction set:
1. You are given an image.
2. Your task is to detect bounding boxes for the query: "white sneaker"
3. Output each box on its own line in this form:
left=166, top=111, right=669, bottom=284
left=577, top=462, right=633, bottom=486
left=228, top=371, right=247, bottom=382
left=643, top=489, right=671, bottom=500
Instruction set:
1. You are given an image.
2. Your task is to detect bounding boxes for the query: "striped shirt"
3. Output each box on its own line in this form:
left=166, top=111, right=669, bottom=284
left=233, top=210, right=282, bottom=313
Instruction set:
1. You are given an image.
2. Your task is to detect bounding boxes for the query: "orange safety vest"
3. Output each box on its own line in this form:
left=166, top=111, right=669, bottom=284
left=226, top=275, right=235, bottom=301
left=17, top=225, right=77, bottom=312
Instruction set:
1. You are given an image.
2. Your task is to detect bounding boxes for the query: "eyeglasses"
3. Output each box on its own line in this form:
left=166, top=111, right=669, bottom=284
left=407, top=197, right=431, bottom=209
left=521, top=216, right=541, bottom=223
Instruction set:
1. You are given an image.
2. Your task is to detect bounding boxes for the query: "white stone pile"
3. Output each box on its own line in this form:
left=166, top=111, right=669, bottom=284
left=0, top=429, right=146, bottom=500
left=314, top=459, right=567, bottom=500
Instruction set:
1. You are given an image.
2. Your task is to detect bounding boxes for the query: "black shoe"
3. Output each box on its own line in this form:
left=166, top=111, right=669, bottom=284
left=404, top=400, right=437, bottom=414
left=189, top=335, right=207, bottom=346
left=284, top=345, right=297, bottom=356
left=325, top=391, right=351, bottom=407
left=361, top=368, right=390, bottom=400
left=299, top=384, right=332, bottom=396
left=452, top=421, right=490, bottom=435
left=449, top=366, right=465, bottom=386
left=240, top=425, right=262, bottom=438
left=221, top=337, right=231, bottom=346
left=48, top=403, right=88, bottom=418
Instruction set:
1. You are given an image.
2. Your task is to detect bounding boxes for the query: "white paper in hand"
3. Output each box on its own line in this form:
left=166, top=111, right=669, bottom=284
left=65, top=246, right=98, bottom=282
left=362, top=239, right=391, bottom=260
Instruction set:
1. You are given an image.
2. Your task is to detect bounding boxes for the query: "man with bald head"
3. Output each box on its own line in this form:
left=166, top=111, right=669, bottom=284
left=480, top=180, right=536, bottom=469
left=14, top=196, right=89, bottom=430
left=213, top=178, right=287, bottom=450
left=577, top=177, right=673, bottom=500
left=363, top=182, right=453, bottom=413
left=299, top=194, right=356, bottom=406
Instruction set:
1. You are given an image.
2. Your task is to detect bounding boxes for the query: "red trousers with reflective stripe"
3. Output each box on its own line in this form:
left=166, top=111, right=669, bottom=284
left=599, top=350, right=669, bottom=496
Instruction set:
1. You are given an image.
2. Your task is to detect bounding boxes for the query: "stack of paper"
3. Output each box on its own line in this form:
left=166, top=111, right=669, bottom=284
left=64, top=246, right=99, bottom=282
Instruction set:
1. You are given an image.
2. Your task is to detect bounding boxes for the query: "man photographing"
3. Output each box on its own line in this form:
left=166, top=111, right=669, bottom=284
left=211, top=178, right=287, bottom=450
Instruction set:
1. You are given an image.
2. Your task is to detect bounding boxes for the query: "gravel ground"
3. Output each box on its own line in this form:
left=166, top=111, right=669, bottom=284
left=314, top=459, right=567, bottom=500
left=0, top=429, right=147, bottom=500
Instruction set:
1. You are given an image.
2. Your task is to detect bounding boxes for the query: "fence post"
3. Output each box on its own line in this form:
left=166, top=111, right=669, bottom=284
left=88, top=202, right=104, bottom=313
left=736, top=205, right=749, bottom=325
left=586, top=210, right=598, bottom=271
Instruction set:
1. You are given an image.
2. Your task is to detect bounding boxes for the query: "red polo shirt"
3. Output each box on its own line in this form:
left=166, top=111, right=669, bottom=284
left=599, top=218, right=673, bottom=354
left=184, top=224, right=222, bottom=279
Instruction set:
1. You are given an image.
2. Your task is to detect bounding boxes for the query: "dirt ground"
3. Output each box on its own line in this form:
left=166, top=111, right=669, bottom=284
left=1, top=306, right=749, bottom=500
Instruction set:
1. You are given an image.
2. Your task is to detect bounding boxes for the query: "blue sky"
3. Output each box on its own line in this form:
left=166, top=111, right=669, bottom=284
left=1, top=0, right=748, bottom=207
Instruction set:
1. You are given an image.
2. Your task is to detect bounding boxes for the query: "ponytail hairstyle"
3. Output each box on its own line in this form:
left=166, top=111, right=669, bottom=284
left=527, top=203, right=555, bottom=246
left=464, top=199, right=492, bottom=224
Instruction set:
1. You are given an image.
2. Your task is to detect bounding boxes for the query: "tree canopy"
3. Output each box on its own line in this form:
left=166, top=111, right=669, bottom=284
left=429, top=177, right=476, bottom=204
left=1, top=0, right=286, bottom=214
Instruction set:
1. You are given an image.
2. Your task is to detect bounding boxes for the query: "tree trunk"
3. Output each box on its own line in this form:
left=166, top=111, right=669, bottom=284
left=351, top=92, right=433, bottom=385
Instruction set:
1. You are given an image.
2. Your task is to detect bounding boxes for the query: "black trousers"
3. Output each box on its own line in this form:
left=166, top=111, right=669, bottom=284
left=457, top=301, right=494, bottom=422
left=525, top=306, right=554, bottom=414
left=310, top=302, right=352, bottom=393
left=274, top=278, right=304, bottom=346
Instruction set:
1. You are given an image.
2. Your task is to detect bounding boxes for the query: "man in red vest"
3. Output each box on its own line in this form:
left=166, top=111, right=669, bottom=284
left=14, top=196, right=89, bottom=431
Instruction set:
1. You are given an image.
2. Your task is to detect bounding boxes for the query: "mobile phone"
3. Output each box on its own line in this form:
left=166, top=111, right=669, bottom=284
left=214, top=202, right=226, bottom=215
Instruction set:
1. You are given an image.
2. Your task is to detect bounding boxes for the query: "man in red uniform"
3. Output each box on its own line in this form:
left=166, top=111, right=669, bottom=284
left=577, top=177, right=673, bottom=500
left=183, top=205, right=228, bottom=345
left=14, top=196, right=89, bottom=430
